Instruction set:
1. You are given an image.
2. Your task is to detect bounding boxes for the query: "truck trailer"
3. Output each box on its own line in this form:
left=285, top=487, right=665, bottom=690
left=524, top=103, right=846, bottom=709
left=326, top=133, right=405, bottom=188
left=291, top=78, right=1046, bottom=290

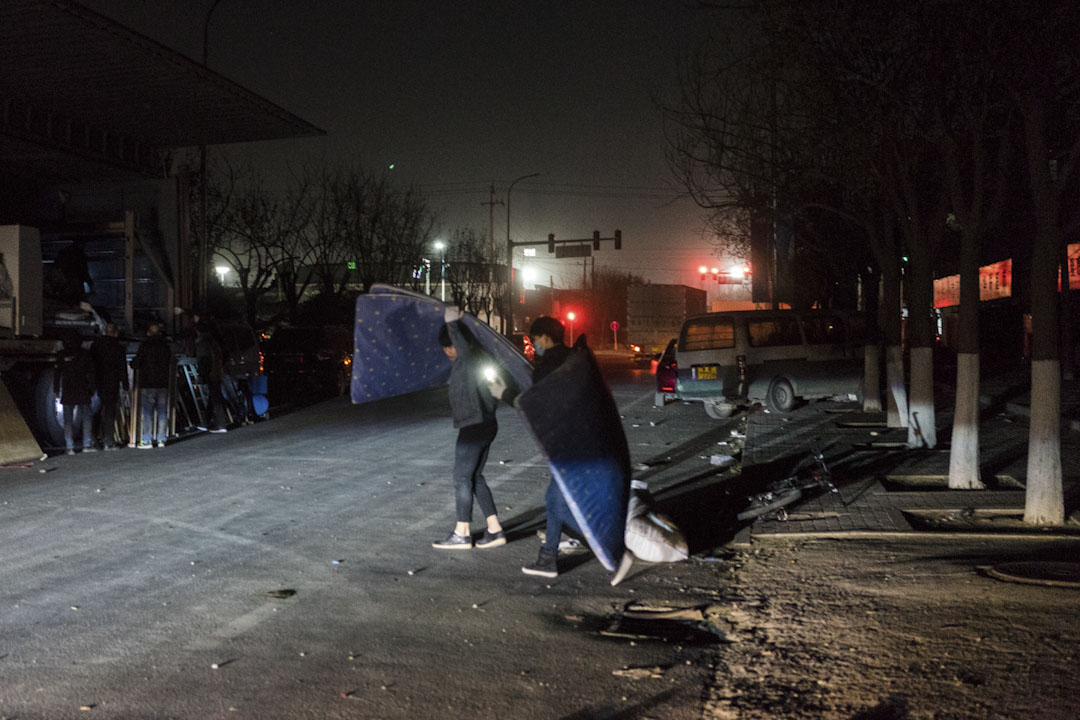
left=626, top=284, right=707, bottom=357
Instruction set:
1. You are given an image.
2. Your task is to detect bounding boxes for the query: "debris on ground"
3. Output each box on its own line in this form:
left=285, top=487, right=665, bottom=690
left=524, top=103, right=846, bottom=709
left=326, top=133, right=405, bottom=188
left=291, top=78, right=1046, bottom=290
left=613, top=665, right=666, bottom=679
left=266, top=589, right=296, bottom=599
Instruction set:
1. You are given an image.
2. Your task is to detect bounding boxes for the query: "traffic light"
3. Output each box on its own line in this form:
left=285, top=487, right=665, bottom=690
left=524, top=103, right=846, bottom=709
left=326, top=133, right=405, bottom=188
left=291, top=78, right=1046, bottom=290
left=614, top=229, right=622, bottom=250
left=548, top=233, right=556, bottom=253
left=592, top=230, right=600, bottom=250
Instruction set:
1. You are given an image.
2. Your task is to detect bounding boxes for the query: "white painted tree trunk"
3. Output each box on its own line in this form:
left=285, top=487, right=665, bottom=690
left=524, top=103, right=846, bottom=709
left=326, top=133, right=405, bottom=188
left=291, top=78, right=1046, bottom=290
left=906, top=346, right=936, bottom=448
left=1024, top=359, right=1064, bottom=525
left=885, top=344, right=908, bottom=428
left=862, top=344, right=882, bottom=412
left=948, top=353, right=983, bottom=488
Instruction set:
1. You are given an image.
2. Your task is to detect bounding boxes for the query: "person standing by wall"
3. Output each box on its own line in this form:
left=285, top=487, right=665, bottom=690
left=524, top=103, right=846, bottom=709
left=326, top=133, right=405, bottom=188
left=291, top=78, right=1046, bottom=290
left=131, top=324, right=174, bottom=448
left=55, top=333, right=96, bottom=455
left=431, top=306, right=506, bottom=550
left=90, top=323, right=129, bottom=450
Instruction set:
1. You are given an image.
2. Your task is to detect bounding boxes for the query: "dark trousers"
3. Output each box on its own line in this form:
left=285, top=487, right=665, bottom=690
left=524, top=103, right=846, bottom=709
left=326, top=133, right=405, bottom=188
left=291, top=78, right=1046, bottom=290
left=542, top=478, right=582, bottom=553
left=206, top=379, right=228, bottom=428
left=99, top=393, right=119, bottom=447
left=453, top=420, right=498, bottom=523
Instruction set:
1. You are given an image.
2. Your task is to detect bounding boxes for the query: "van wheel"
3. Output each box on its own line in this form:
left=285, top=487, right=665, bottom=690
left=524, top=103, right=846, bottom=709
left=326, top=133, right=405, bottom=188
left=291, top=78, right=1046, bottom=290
left=704, top=400, right=734, bottom=419
left=766, top=378, right=796, bottom=413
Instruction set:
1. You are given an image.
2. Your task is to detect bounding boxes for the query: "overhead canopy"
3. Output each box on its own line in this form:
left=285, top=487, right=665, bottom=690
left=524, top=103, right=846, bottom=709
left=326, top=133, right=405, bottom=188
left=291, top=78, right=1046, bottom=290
left=0, top=0, right=325, bottom=180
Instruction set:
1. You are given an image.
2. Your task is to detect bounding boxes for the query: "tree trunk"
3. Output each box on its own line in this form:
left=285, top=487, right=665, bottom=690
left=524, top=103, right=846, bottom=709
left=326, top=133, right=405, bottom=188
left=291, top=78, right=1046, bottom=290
left=881, top=269, right=908, bottom=427
left=1022, top=97, right=1064, bottom=525
left=1025, top=359, right=1063, bottom=524
left=949, top=228, right=983, bottom=488
left=907, top=346, right=935, bottom=448
left=863, top=344, right=882, bottom=412
left=905, top=242, right=936, bottom=448
left=948, top=353, right=983, bottom=488
left=861, top=268, right=883, bottom=412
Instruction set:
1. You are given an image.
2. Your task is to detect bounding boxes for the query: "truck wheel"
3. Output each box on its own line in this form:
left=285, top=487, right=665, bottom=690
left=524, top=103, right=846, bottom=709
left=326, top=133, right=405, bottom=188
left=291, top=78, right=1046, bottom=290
left=766, top=377, right=796, bottom=414
left=32, top=368, right=66, bottom=448
left=704, top=399, right=734, bottom=419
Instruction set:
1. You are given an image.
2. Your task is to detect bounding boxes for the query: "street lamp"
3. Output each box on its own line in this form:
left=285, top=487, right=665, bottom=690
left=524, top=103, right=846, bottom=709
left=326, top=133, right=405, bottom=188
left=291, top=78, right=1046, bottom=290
left=521, top=266, right=537, bottom=287
left=504, top=172, right=541, bottom=335
left=215, top=265, right=229, bottom=286
left=567, top=310, right=576, bottom=346
left=433, top=240, right=446, bottom=301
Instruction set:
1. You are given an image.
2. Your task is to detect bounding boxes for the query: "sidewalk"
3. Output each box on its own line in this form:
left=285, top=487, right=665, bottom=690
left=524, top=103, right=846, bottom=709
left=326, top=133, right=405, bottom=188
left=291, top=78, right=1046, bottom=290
left=740, top=370, right=1080, bottom=540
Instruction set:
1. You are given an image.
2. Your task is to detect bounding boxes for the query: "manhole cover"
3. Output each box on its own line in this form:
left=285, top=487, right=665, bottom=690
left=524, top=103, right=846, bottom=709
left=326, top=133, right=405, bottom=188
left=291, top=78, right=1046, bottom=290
left=982, top=561, right=1080, bottom=588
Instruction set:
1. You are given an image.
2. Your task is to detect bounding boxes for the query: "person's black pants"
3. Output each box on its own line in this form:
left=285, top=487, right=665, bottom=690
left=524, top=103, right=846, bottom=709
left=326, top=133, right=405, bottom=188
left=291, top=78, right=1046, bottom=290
left=453, top=420, right=498, bottom=524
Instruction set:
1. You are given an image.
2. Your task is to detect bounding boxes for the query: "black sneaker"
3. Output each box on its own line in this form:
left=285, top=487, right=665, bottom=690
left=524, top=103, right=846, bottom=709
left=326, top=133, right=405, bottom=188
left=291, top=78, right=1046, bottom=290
left=432, top=532, right=472, bottom=550
left=475, top=530, right=506, bottom=549
left=522, top=548, right=558, bottom=578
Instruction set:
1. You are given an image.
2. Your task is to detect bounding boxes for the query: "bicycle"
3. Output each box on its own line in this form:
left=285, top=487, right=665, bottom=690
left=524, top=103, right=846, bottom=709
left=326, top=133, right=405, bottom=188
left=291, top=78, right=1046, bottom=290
left=736, top=443, right=837, bottom=521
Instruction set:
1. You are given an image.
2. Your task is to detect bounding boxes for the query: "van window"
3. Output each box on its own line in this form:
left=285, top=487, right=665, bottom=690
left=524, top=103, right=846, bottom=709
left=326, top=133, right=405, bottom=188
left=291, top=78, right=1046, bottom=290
left=681, top=316, right=735, bottom=351
left=802, top=315, right=846, bottom=344
left=748, top=317, right=802, bottom=347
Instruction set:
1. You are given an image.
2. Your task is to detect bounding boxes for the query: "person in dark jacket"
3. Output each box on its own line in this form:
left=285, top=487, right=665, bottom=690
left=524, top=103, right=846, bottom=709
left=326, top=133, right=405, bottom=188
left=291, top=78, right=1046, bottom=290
left=195, top=320, right=228, bottom=433
left=131, top=324, right=174, bottom=448
left=55, top=333, right=96, bottom=455
left=90, top=323, right=129, bottom=450
left=431, top=306, right=506, bottom=550
left=487, top=315, right=574, bottom=577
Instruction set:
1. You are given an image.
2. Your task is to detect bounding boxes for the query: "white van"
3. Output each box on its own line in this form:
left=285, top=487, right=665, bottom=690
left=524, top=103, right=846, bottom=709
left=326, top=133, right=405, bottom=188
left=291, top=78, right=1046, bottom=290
left=674, top=309, right=863, bottom=418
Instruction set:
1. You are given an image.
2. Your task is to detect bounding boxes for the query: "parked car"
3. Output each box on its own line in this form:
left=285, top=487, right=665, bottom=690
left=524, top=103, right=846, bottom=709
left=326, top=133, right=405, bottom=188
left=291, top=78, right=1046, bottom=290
left=263, top=325, right=353, bottom=402
left=674, top=309, right=863, bottom=418
left=653, top=338, right=678, bottom=406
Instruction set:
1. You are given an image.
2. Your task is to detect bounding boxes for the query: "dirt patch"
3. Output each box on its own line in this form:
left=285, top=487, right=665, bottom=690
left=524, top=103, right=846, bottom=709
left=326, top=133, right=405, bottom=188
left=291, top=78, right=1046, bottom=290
left=701, top=538, right=1080, bottom=719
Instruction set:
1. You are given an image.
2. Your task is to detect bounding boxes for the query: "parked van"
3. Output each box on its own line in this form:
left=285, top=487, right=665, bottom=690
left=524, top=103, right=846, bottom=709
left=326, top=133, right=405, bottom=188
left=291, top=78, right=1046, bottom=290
left=674, top=309, right=863, bottom=418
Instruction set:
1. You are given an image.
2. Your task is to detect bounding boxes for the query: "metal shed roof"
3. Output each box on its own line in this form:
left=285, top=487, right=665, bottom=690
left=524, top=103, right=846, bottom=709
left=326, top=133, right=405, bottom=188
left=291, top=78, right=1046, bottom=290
left=0, top=0, right=324, bottom=178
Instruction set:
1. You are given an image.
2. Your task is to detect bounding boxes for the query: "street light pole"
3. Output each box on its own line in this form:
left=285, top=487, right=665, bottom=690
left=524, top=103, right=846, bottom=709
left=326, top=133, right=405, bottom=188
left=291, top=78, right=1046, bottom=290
left=504, top=172, right=540, bottom=335
left=434, top=240, right=446, bottom=302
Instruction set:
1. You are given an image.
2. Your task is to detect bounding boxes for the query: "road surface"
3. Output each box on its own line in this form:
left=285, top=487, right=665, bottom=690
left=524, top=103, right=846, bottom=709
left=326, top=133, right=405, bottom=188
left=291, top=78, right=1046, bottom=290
left=1, top=354, right=735, bottom=719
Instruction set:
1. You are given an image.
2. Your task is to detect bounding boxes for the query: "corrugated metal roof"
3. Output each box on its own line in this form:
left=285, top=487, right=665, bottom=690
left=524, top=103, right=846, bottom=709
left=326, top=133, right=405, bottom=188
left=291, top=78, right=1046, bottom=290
left=0, top=0, right=324, bottom=178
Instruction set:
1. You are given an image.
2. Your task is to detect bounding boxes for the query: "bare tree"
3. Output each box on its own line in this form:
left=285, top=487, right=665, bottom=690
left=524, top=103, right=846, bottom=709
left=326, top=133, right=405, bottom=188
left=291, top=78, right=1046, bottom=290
left=442, top=227, right=501, bottom=324
left=997, top=1, right=1080, bottom=525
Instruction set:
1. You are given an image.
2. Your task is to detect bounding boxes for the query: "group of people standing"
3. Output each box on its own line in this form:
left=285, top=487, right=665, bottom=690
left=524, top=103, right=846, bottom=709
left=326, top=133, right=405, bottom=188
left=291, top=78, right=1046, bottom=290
left=53, top=323, right=129, bottom=453
left=53, top=317, right=231, bottom=453
left=432, top=308, right=578, bottom=579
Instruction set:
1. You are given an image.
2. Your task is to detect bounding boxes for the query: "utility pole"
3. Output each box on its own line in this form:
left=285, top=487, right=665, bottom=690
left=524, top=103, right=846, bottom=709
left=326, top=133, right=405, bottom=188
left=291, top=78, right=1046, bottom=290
left=480, top=183, right=504, bottom=263
left=480, top=183, right=504, bottom=311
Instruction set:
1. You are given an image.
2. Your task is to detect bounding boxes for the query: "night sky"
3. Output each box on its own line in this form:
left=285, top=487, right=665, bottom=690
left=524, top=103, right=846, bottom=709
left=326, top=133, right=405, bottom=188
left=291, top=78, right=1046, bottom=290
left=78, top=0, right=719, bottom=289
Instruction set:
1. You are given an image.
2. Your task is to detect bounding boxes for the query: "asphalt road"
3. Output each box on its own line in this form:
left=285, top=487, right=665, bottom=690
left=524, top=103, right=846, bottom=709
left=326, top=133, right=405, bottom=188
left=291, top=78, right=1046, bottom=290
left=1, top=354, right=743, bottom=720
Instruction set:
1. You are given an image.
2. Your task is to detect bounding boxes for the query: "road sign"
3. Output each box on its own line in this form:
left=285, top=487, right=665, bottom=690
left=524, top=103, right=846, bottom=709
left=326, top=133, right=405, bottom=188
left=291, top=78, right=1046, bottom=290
left=555, top=245, right=592, bottom=258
